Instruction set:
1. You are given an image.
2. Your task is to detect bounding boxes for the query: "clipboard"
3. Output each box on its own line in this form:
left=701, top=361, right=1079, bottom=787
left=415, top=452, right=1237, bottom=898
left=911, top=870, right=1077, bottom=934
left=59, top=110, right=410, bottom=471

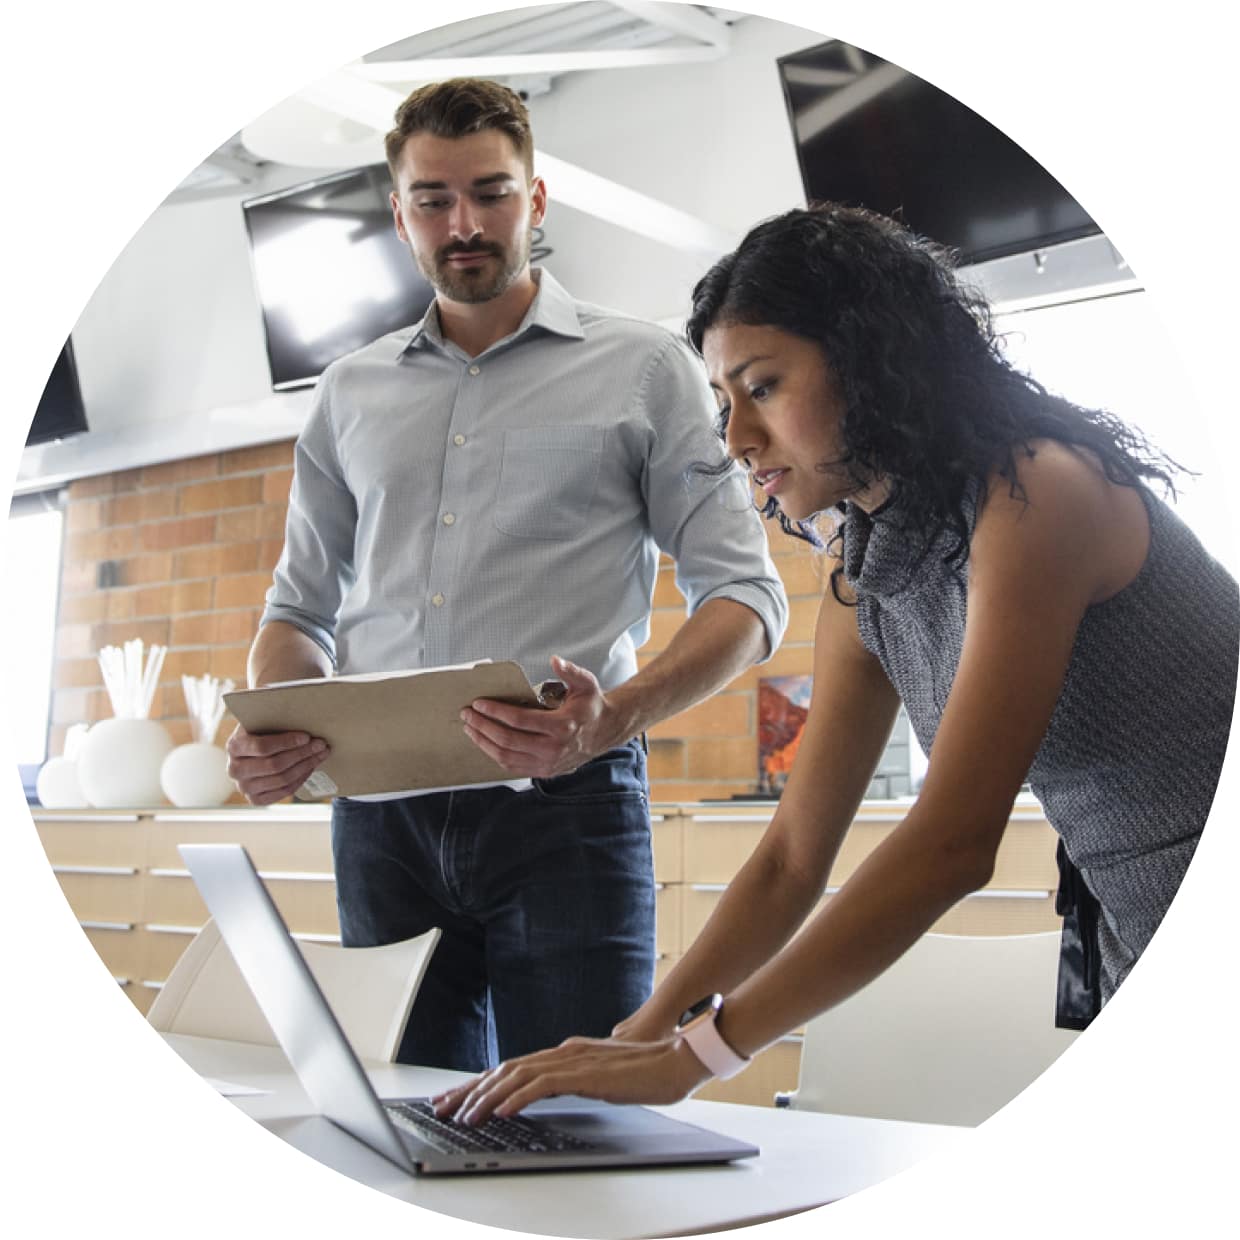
left=224, top=660, right=555, bottom=800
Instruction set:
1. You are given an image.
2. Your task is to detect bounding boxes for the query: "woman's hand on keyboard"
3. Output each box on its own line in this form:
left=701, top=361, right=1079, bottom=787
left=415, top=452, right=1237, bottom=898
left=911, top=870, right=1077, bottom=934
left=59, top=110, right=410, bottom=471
left=430, top=1035, right=710, bottom=1127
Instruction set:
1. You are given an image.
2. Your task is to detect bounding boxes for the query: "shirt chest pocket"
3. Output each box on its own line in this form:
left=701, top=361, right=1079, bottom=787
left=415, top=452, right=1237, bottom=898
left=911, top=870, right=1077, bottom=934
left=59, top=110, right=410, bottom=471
left=493, top=425, right=606, bottom=541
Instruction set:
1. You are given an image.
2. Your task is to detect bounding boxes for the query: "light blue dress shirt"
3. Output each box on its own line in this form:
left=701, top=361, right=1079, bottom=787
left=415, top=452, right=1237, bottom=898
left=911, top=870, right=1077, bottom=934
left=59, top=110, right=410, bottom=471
left=262, top=268, right=788, bottom=690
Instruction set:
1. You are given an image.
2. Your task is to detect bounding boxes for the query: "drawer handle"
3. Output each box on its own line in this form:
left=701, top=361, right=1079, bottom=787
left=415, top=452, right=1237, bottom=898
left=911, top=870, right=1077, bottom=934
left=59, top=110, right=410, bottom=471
left=53, top=865, right=138, bottom=876
left=37, top=813, right=141, bottom=822
left=151, top=808, right=329, bottom=822
left=255, top=870, right=335, bottom=883
left=141, top=922, right=342, bottom=945
left=79, top=920, right=133, bottom=931
left=149, top=867, right=335, bottom=883
left=965, top=889, right=1049, bottom=900
left=687, top=883, right=1048, bottom=900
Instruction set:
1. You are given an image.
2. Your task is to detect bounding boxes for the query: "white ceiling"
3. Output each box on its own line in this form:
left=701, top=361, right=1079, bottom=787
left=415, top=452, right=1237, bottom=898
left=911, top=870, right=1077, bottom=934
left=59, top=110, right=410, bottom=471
left=176, top=2, right=750, bottom=258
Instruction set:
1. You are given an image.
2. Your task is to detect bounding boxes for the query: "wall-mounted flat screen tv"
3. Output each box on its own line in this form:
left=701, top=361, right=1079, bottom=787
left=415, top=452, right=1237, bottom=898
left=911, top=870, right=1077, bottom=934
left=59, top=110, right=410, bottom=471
left=777, top=40, right=1101, bottom=265
left=243, top=164, right=436, bottom=390
left=28, top=337, right=89, bottom=446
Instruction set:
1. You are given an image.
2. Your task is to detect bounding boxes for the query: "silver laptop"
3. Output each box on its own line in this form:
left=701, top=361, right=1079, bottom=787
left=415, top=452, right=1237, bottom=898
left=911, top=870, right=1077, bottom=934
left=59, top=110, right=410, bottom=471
left=178, top=843, right=759, bottom=1175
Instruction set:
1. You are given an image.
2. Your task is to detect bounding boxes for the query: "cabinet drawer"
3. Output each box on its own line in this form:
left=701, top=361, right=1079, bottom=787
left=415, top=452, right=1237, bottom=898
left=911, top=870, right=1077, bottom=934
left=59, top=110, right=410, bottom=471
left=681, top=885, right=728, bottom=946
left=126, top=983, right=156, bottom=1016
left=655, top=884, right=683, bottom=957
left=53, top=870, right=143, bottom=923
left=683, top=883, right=1059, bottom=945
left=827, top=817, right=1058, bottom=891
left=146, top=817, right=334, bottom=872
left=143, top=925, right=203, bottom=984
left=685, top=809, right=1059, bottom=892
left=682, top=814, right=771, bottom=884
left=651, top=813, right=683, bottom=884
left=987, top=819, right=1059, bottom=889
left=36, top=818, right=146, bottom=868
left=144, top=871, right=340, bottom=936
left=654, top=953, right=679, bottom=988
left=824, top=820, right=897, bottom=887
left=930, top=893, right=1060, bottom=935
left=81, top=923, right=147, bottom=983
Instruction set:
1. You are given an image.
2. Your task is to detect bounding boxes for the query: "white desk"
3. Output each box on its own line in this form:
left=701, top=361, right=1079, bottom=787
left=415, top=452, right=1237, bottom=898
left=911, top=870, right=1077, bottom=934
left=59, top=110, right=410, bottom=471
left=165, top=1034, right=967, bottom=1238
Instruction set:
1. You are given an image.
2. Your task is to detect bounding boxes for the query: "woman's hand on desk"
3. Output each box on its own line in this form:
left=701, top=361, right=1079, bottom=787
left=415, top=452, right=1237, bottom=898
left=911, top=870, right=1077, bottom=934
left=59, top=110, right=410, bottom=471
left=430, top=1035, right=710, bottom=1127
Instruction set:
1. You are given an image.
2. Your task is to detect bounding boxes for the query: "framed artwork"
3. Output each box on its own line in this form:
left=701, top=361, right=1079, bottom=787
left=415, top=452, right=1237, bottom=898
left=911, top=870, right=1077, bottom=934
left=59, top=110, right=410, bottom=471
left=757, top=674, right=812, bottom=797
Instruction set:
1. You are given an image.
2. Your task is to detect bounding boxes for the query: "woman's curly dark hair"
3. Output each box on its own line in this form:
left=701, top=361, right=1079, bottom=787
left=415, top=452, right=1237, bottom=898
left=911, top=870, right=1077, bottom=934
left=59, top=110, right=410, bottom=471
left=686, top=202, right=1178, bottom=563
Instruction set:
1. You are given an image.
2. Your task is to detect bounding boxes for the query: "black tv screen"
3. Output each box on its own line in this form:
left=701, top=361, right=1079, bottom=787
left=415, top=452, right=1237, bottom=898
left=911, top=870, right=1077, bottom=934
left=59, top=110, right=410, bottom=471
left=243, top=165, right=436, bottom=390
left=28, top=338, right=88, bottom=446
left=777, top=40, right=1100, bottom=265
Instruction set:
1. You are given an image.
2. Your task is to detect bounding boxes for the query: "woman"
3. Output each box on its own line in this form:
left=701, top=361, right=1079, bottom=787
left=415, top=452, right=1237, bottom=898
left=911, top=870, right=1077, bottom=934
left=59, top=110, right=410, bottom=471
left=434, top=203, right=1239, bottom=1124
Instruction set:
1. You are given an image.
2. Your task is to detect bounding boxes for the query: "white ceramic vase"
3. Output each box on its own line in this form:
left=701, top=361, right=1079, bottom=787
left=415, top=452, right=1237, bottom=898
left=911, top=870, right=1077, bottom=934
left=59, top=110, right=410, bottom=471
left=35, top=756, right=88, bottom=808
left=160, top=742, right=235, bottom=808
left=77, top=717, right=174, bottom=808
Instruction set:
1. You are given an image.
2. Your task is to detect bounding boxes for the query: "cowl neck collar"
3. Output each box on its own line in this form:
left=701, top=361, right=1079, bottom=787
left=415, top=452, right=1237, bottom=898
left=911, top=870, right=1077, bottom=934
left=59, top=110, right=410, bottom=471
left=841, top=485, right=979, bottom=599
left=841, top=497, right=918, bottom=598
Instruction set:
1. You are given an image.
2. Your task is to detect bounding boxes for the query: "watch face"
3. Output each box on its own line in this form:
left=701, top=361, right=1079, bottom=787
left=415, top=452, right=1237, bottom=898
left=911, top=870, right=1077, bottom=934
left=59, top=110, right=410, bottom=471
left=678, top=993, right=722, bottom=1028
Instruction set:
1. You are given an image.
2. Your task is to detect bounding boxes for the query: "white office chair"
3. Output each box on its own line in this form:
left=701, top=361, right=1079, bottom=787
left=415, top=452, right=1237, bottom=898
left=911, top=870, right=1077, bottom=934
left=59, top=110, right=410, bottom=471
left=779, top=931, right=1078, bottom=1126
left=147, top=918, right=441, bottom=1063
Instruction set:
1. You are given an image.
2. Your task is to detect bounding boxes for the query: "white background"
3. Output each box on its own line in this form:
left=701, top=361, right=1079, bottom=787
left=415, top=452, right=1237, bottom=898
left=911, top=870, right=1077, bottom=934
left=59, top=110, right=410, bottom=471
left=2, top=2, right=1236, bottom=1236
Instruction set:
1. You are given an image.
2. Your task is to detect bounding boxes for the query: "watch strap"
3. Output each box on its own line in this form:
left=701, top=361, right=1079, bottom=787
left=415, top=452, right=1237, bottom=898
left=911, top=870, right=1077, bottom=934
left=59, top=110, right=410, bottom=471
left=679, top=1006, right=750, bottom=1080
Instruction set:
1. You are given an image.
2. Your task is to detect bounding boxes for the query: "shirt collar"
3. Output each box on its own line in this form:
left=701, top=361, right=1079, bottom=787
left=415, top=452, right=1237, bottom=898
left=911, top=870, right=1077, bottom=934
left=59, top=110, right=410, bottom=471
left=399, top=266, right=585, bottom=358
left=520, top=268, right=587, bottom=341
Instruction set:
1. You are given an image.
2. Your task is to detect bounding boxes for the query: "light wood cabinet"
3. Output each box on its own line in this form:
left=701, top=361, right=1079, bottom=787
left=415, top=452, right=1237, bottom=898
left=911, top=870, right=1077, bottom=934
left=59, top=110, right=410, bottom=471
left=33, top=806, right=337, bottom=1015
left=661, top=799, right=1061, bottom=1105
left=650, top=808, right=682, bottom=883
left=33, top=796, right=1062, bottom=1108
left=144, top=811, right=336, bottom=871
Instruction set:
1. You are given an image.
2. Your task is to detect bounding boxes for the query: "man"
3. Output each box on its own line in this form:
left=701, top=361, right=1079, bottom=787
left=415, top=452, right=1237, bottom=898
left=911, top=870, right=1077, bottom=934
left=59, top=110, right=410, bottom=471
left=227, top=78, right=787, bottom=1072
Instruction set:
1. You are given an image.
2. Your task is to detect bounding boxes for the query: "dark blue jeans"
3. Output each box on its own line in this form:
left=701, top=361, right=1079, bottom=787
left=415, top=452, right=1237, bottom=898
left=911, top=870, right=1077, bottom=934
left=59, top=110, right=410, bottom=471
left=331, top=740, right=655, bottom=1072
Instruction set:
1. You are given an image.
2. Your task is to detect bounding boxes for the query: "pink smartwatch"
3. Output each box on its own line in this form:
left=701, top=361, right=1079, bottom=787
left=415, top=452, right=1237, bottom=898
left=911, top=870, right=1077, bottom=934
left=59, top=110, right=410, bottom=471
left=675, top=993, right=751, bottom=1080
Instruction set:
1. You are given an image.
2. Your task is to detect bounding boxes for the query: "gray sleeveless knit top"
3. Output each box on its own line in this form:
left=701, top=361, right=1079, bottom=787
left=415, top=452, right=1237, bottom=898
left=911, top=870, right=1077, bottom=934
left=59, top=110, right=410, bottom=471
left=841, top=483, right=1238, bottom=998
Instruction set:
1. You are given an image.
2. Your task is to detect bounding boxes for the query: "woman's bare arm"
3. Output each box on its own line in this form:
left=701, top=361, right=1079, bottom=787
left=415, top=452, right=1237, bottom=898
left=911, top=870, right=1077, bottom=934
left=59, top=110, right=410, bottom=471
left=615, top=573, right=899, bottom=1039
left=434, top=445, right=1141, bottom=1122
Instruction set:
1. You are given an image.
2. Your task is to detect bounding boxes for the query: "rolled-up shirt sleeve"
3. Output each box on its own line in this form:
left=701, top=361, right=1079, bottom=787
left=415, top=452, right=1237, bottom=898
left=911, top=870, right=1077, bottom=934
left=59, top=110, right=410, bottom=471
left=638, top=336, right=789, bottom=659
left=260, top=371, right=358, bottom=664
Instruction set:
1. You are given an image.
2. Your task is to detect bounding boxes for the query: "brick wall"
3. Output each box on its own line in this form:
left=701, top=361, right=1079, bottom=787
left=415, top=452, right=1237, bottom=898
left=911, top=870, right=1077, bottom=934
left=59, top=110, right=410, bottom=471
left=49, top=445, right=826, bottom=803
left=51, top=442, right=296, bottom=773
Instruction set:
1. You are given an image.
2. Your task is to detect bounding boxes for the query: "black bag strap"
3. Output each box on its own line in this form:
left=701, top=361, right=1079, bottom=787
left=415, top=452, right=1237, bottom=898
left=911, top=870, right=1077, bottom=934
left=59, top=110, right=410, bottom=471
left=1053, top=838, right=1102, bottom=1030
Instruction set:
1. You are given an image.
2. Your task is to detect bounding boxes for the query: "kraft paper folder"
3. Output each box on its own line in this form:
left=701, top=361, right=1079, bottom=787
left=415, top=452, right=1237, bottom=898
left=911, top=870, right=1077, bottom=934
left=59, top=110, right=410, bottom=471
left=224, top=661, right=550, bottom=800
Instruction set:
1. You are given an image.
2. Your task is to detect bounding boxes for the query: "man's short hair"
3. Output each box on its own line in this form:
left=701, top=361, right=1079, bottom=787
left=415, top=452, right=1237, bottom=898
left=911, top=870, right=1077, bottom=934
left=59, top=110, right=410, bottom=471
left=385, top=78, right=535, bottom=181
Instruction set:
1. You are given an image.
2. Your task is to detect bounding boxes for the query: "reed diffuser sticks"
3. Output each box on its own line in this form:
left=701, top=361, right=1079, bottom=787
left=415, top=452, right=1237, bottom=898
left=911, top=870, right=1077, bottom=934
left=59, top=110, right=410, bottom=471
left=97, top=639, right=166, bottom=719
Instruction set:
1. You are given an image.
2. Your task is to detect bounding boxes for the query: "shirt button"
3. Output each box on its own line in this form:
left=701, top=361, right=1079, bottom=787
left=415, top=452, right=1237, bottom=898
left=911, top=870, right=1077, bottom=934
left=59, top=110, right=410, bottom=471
left=431, top=593, right=445, bottom=607
left=442, top=513, right=456, bottom=526
left=453, top=434, right=466, bottom=446
left=468, top=365, right=480, bottom=376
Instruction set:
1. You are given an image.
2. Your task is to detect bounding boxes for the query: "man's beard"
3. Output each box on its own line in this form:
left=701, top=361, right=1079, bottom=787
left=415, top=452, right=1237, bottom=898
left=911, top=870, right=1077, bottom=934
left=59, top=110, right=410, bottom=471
left=422, top=231, right=531, bottom=304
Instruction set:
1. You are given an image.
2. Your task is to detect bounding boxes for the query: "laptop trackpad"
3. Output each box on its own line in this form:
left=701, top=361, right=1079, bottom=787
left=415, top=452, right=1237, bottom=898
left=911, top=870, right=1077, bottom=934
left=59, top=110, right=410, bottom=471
left=525, top=1097, right=736, bottom=1154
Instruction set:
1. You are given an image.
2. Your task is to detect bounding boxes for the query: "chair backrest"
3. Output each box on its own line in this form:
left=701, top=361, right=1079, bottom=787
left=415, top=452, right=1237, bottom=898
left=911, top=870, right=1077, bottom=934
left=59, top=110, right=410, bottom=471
left=788, top=931, right=1078, bottom=1126
left=147, top=918, right=440, bottom=1063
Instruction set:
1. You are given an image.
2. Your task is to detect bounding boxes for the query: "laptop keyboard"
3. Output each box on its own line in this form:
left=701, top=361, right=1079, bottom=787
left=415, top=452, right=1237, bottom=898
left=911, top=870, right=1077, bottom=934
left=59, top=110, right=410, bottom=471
left=386, top=1099, right=598, bottom=1156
